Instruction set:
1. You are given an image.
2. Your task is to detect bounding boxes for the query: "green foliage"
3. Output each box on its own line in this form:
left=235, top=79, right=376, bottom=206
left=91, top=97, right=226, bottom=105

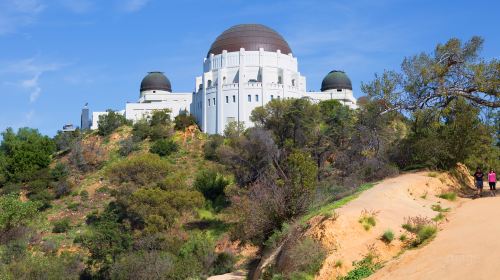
left=194, top=170, right=230, bottom=210
left=437, top=192, right=457, bottom=201
left=432, top=213, right=445, bottom=222
left=4, top=253, right=82, bottom=280
left=174, top=112, right=196, bottom=130
left=53, top=129, right=80, bottom=152
left=224, top=121, right=245, bottom=139
left=204, top=134, right=224, bottom=161
left=358, top=211, right=377, bottom=231
left=118, top=137, right=140, bottom=157
left=80, top=190, right=89, bottom=201
left=401, top=216, right=437, bottom=247
left=105, top=153, right=169, bottom=186
left=150, top=139, right=179, bottom=157
left=171, top=232, right=216, bottom=279
left=76, top=210, right=132, bottom=270
left=431, top=204, right=450, bottom=212
left=97, top=110, right=130, bottom=136
left=132, top=119, right=151, bottom=141
left=381, top=229, right=394, bottom=243
left=0, top=127, right=56, bottom=182
left=109, top=251, right=174, bottom=280
left=212, top=252, right=236, bottom=275
left=50, top=163, right=69, bottom=181
left=287, top=237, right=327, bottom=276
left=339, top=252, right=381, bottom=280
left=52, top=218, right=71, bottom=233
left=0, top=194, right=39, bottom=232
left=129, top=188, right=204, bottom=233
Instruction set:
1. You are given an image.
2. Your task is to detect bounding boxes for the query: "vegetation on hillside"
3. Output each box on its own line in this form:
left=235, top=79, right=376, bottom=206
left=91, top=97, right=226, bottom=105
left=0, top=36, right=498, bottom=279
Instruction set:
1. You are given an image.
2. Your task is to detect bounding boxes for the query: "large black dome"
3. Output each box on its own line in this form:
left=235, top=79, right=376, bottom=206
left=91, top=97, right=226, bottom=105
left=140, top=72, right=172, bottom=92
left=207, top=24, right=292, bottom=57
left=321, top=70, right=352, bottom=91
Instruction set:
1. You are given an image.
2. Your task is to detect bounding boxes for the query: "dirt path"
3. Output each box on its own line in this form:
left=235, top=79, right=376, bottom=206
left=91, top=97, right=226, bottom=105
left=369, top=196, right=500, bottom=280
left=307, top=171, right=463, bottom=279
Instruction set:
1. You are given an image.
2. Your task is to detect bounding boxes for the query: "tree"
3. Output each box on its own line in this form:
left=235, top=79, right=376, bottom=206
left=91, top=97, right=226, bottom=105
left=53, top=129, right=80, bottom=152
left=150, top=139, right=179, bottom=157
left=174, top=112, right=196, bottom=130
left=362, top=36, right=499, bottom=115
left=194, top=170, right=230, bottom=209
left=97, top=110, right=130, bottom=136
left=0, top=128, right=56, bottom=182
left=0, top=194, right=38, bottom=235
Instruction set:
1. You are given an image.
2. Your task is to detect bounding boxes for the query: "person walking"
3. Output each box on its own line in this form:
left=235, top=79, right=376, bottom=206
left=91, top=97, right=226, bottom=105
left=474, top=167, right=484, bottom=197
left=488, top=169, right=497, bottom=196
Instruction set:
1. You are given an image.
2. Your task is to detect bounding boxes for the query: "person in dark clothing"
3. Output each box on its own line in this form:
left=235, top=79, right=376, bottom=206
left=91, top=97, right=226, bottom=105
left=473, top=167, right=484, bottom=197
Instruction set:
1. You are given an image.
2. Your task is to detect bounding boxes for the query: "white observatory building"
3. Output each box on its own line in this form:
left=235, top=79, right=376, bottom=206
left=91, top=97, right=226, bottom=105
left=90, top=24, right=357, bottom=134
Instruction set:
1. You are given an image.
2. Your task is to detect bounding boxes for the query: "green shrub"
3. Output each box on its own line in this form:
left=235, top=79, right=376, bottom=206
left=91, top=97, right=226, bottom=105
left=287, top=237, right=327, bottom=276
left=174, top=112, right=197, bottom=130
left=437, top=192, right=457, bottom=201
left=381, top=230, right=394, bottom=243
left=431, top=204, right=450, bottom=212
left=212, top=252, right=236, bottom=275
left=52, top=218, right=71, bottom=233
left=67, top=202, right=80, bottom=211
left=150, top=139, right=179, bottom=157
left=415, top=225, right=437, bottom=246
left=399, top=234, right=407, bottom=242
left=432, top=213, right=445, bottom=222
left=340, top=252, right=381, bottom=280
left=203, top=135, right=224, bottom=161
left=105, top=154, right=169, bottom=186
left=97, top=110, right=130, bottom=136
left=358, top=210, right=377, bottom=231
left=194, top=170, right=230, bottom=210
left=118, top=137, right=139, bottom=157
left=50, top=163, right=69, bottom=180
left=80, top=190, right=89, bottom=201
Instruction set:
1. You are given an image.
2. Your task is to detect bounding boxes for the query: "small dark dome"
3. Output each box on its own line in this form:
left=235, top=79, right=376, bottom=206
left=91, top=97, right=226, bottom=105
left=140, top=72, right=172, bottom=92
left=321, top=70, right=352, bottom=91
left=207, top=24, right=292, bottom=57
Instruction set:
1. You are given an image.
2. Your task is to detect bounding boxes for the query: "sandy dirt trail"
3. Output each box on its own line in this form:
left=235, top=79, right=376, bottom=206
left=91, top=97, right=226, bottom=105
left=369, top=196, right=500, bottom=280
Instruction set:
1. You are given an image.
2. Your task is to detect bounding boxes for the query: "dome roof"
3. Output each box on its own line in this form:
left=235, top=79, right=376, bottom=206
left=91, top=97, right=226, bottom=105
left=140, top=72, right=172, bottom=92
left=207, top=24, right=292, bottom=57
left=321, top=70, right=352, bottom=91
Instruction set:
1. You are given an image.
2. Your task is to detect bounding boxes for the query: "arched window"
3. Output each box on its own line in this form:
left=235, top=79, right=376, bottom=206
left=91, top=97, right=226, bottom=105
left=278, top=76, right=282, bottom=84
left=291, top=79, right=295, bottom=86
left=207, top=80, right=212, bottom=87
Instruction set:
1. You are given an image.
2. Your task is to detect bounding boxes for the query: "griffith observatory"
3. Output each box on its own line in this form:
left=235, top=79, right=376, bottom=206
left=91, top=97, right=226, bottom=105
left=85, top=24, right=358, bottom=134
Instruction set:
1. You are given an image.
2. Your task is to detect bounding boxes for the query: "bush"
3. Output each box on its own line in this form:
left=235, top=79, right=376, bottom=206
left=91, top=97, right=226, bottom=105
left=401, top=216, right=437, bottom=247
left=118, top=137, right=139, bottom=157
left=287, top=237, right=327, bottom=276
left=1, top=240, right=27, bottom=264
left=52, top=218, right=71, bottom=233
left=174, top=112, right=196, bottom=130
left=54, top=180, right=73, bottom=199
left=132, top=120, right=151, bottom=141
left=80, top=190, right=89, bottom=201
left=339, top=251, right=381, bottom=280
left=97, top=110, right=130, bottom=136
left=358, top=210, right=377, bottom=231
left=50, top=163, right=69, bottom=180
left=203, top=135, right=224, bottom=161
left=150, top=139, right=179, bottom=157
left=194, top=170, right=230, bottom=210
left=212, top=252, right=236, bottom=275
left=381, top=230, right=394, bottom=243
left=415, top=225, right=437, bottom=246
left=105, top=154, right=169, bottom=186
left=437, top=192, right=457, bottom=201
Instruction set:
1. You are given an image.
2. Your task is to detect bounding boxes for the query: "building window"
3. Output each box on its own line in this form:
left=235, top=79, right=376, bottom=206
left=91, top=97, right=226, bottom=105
left=226, top=96, right=229, bottom=103
left=278, top=76, right=282, bottom=84
left=291, top=79, right=296, bottom=86
left=271, top=95, right=274, bottom=100
left=233, top=95, right=236, bottom=102
left=337, top=89, right=342, bottom=92
left=213, top=98, right=216, bottom=106
left=255, top=94, right=259, bottom=102
left=208, top=99, right=211, bottom=106
left=248, top=95, right=251, bottom=102
left=223, top=77, right=226, bottom=84
left=207, top=80, right=212, bottom=87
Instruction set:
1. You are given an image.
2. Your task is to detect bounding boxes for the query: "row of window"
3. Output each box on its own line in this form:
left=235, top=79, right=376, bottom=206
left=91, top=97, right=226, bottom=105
left=207, top=94, right=281, bottom=107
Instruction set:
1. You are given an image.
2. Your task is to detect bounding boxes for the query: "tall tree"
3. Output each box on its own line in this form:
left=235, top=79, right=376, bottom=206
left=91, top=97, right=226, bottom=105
left=362, top=36, right=499, bottom=114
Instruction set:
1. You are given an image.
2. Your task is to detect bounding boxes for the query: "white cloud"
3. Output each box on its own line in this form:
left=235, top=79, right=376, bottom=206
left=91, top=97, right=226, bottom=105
left=6, top=57, right=65, bottom=103
left=0, top=0, right=45, bottom=35
left=121, top=0, right=149, bottom=12
left=60, top=0, right=93, bottom=13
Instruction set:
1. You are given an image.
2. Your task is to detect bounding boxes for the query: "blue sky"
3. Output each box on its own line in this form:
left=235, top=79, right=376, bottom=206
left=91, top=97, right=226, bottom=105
left=0, top=0, right=498, bottom=136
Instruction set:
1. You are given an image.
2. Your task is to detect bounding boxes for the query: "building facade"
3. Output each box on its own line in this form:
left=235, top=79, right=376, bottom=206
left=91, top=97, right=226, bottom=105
left=90, top=24, right=357, bottom=134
